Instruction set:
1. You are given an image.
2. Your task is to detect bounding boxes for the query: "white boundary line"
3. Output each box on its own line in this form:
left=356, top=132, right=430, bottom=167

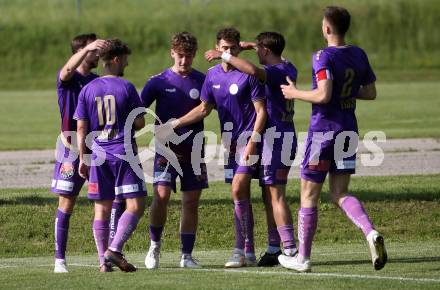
left=3, top=263, right=434, bottom=284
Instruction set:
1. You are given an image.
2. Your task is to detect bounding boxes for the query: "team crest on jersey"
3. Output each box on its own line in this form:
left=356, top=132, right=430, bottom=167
left=60, top=163, right=74, bottom=180
left=229, top=84, right=239, bottom=95
left=189, top=88, right=200, bottom=99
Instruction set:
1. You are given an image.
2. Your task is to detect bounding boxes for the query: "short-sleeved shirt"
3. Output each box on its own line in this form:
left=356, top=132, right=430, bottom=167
left=74, top=77, right=144, bottom=160
left=140, top=68, right=205, bottom=155
left=309, top=45, right=376, bottom=133
left=200, top=64, right=265, bottom=142
left=264, top=60, right=297, bottom=132
left=57, top=70, right=98, bottom=133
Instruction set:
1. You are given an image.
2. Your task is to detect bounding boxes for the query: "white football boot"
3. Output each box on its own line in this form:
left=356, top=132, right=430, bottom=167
left=366, top=230, right=388, bottom=270
left=224, top=248, right=245, bottom=268
left=278, top=254, right=311, bottom=272
left=179, top=254, right=201, bottom=268
left=54, top=258, right=68, bottom=273
left=145, top=244, right=161, bottom=269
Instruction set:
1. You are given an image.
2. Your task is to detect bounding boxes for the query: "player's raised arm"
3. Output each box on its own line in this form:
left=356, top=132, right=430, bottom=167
left=281, top=76, right=332, bottom=104
left=60, top=39, right=108, bottom=82
left=173, top=101, right=214, bottom=129
left=204, top=48, right=267, bottom=83
left=356, top=82, right=377, bottom=100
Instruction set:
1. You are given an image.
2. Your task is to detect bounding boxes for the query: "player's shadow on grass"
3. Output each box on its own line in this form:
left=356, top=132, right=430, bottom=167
left=315, top=256, right=440, bottom=267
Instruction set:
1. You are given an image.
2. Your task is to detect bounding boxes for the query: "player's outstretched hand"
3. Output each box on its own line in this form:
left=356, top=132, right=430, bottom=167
left=85, top=39, right=109, bottom=53
left=78, top=159, right=89, bottom=180
left=281, top=76, right=297, bottom=99
left=155, top=119, right=179, bottom=144
left=239, top=41, right=257, bottom=51
left=204, top=50, right=222, bottom=62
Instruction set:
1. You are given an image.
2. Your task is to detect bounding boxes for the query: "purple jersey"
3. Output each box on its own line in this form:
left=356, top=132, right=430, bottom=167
left=201, top=64, right=265, bottom=141
left=140, top=68, right=205, bottom=151
left=74, top=77, right=144, bottom=159
left=309, top=45, right=376, bottom=133
left=57, top=70, right=98, bottom=133
left=264, top=60, right=297, bottom=132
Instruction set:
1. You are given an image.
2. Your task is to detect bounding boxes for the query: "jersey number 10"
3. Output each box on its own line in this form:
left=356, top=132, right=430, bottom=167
left=95, top=95, right=116, bottom=126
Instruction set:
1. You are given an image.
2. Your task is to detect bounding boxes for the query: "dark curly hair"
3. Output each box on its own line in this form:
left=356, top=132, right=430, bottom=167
left=99, top=38, right=131, bottom=62
left=171, top=32, right=198, bottom=55
left=216, top=27, right=240, bottom=44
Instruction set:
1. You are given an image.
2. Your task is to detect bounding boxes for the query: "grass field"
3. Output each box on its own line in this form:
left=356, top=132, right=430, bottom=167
left=0, top=175, right=439, bottom=289
left=0, top=81, right=439, bottom=150
left=1, top=243, right=440, bottom=290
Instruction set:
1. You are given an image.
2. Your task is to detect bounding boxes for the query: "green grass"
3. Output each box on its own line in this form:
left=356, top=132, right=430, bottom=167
left=0, top=175, right=439, bottom=258
left=0, top=175, right=439, bottom=289
left=1, top=243, right=440, bottom=289
left=0, top=0, right=439, bottom=89
left=0, top=81, right=439, bottom=150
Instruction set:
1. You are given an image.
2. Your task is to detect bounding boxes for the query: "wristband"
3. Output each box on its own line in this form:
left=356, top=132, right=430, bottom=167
left=221, top=52, right=232, bottom=62
left=170, top=119, right=180, bottom=128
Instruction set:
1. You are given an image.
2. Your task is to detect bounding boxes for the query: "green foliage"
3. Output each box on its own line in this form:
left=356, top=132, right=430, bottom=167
left=0, top=0, right=439, bottom=89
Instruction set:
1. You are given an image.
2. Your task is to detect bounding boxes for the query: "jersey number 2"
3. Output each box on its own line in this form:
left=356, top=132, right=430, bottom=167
left=341, top=68, right=355, bottom=98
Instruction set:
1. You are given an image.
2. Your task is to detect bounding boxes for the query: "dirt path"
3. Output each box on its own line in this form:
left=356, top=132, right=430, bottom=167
left=0, top=138, right=439, bottom=189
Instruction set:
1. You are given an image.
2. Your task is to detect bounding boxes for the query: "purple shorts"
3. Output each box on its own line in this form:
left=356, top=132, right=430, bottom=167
left=87, top=158, right=147, bottom=200
left=301, top=131, right=356, bottom=184
left=153, top=153, right=208, bottom=193
left=224, top=142, right=260, bottom=184
left=260, top=133, right=297, bottom=186
left=51, top=150, right=85, bottom=196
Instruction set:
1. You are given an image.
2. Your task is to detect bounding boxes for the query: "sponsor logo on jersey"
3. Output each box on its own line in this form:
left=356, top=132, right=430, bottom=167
left=165, top=88, right=176, bottom=93
left=212, top=84, right=221, bottom=89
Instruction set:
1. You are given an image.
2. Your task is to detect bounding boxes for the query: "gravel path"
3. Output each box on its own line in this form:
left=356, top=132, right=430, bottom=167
left=0, top=138, right=439, bottom=189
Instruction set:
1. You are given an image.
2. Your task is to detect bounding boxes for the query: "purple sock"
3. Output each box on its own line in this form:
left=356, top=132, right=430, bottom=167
left=234, top=199, right=249, bottom=250
left=149, top=225, right=164, bottom=243
left=109, top=212, right=139, bottom=253
left=245, top=202, right=255, bottom=254
left=180, top=232, right=196, bottom=255
left=109, top=200, right=125, bottom=245
left=93, top=220, right=109, bottom=265
left=277, top=224, right=296, bottom=250
left=54, top=209, right=71, bottom=259
left=340, top=195, right=374, bottom=237
left=298, top=207, right=318, bottom=259
left=268, top=227, right=281, bottom=247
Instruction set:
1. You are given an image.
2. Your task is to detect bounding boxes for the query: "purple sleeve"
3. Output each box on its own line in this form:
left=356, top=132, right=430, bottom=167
left=312, top=50, right=331, bottom=75
left=200, top=74, right=215, bottom=104
left=73, top=88, right=88, bottom=121
left=360, top=50, right=376, bottom=85
left=140, top=78, right=157, bottom=108
left=248, top=75, right=265, bottom=102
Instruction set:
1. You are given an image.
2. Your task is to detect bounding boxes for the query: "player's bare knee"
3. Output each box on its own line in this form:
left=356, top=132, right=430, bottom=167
left=58, top=195, right=76, bottom=213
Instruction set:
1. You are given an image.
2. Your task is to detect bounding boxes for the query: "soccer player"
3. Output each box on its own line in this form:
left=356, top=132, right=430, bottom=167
left=74, top=39, right=147, bottom=272
left=278, top=6, right=387, bottom=272
left=205, top=31, right=298, bottom=267
left=165, top=27, right=267, bottom=268
left=52, top=33, right=108, bottom=273
left=141, top=32, right=208, bottom=269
